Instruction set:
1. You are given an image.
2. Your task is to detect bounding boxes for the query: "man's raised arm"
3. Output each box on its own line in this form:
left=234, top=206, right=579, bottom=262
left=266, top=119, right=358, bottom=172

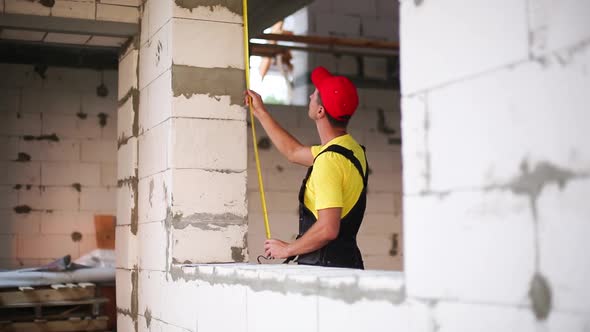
left=245, top=90, right=314, bottom=167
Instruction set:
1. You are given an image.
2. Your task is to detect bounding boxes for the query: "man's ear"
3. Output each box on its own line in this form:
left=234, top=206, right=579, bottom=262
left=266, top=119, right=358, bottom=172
left=317, top=106, right=326, bottom=119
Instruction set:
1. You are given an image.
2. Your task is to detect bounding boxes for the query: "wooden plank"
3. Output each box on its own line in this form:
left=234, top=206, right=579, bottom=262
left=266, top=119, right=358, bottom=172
left=254, top=33, right=399, bottom=50
left=1, top=297, right=108, bottom=309
left=0, top=317, right=108, bottom=332
left=0, top=287, right=96, bottom=306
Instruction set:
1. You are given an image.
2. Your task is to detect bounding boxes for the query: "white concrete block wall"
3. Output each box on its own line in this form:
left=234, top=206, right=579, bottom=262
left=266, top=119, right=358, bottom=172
left=4, top=0, right=139, bottom=23
left=401, top=0, right=590, bottom=329
left=132, top=264, right=409, bottom=332
left=247, top=104, right=403, bottom=270
left=117, top=0, right=248, bottom=330
left=0, top=64, right=117, bottom=269
left=135, top=0, right=248, bottom=263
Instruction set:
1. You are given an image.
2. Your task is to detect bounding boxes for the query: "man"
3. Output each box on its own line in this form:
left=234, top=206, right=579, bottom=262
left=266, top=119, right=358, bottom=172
left=245, top=66, right=369, bottom=269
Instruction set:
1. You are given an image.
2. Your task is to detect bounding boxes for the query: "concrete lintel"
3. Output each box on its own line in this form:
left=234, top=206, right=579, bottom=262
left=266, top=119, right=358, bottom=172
left=0, top=13, right=139, bottom=38
left=0, top=40, right=119, bottom=69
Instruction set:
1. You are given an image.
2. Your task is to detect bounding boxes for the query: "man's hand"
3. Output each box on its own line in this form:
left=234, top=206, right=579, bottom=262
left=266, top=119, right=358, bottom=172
left=244, top=90, right=268, bottom=119
left=264, top=239, right=291, bottom=259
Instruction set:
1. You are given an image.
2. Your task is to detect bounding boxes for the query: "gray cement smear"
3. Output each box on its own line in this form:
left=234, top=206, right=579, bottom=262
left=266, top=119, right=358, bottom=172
left=117, top=266, right=139, bottom=331
left=507, top=160, right=579, bottom=220
left=422, top=95, right=432, bottom=192
left=118, top=175, right=139, bottom=235
left=164, top=208, right=176, bottom=280
left=169, top=211, right=246, bottom=230
left=174, top=0, right=243, bottom=16
left=231, top=246, right=246, bottom=262
left=117, top=87, right=140, bottom=149
left=149, top=178, right=154, bottom=207
left=169, top=265, right=406, bottom=305
left=131, top=266, right=139, bottom=331
left=171, top=65, right=245, bottom=106
left=529, top=273, right=552, bottom=320
left=144, top=307, right=152, bottom=328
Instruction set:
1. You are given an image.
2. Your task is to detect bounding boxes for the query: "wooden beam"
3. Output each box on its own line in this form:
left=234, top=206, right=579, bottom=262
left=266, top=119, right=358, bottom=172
left=0, top=317, right=108, bottom=332
left=0, top=287, right=95, bottom=307
left=253, top=33, right=399, bottom=50
left=250, top=43, right=398, bottom=58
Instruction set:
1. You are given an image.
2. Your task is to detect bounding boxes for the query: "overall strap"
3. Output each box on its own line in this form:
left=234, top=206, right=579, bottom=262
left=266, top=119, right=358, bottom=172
left=315, top=144, right=368, bottom=187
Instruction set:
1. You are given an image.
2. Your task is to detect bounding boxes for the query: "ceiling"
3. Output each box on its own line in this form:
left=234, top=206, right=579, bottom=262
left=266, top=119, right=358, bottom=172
left=0, top=0, right=312, bottom=69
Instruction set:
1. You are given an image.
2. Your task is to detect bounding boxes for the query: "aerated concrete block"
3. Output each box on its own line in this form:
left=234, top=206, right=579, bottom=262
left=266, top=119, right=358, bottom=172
left=40, top=140, right=81, bottom=162
left=117, top=182, right=135, bottom=229
left=400, top=0, right=528, bottom=94
left=432, top=301, right=535, bottom=332
left=137, top=170, right=171, bottom=224
left=42, top=114, right=102, bottom=140
left=404, top=191, right=535, bottom=305
left=96, top=3, right=139, bottom=23
left=118, top=49, right=139, bottom=99
left=18, top=234, right=78, bottom=259
left=0, top=186, right=18, bottom=209
left=0, top=162, right=41, bottom=185
left=81, top=140, right=116, bottom=163
left=538, top=178, right=590, bottom=314
left=0, top=235, right=17, bottom=258
left=80, top=187, right=116, bottom=212
left=39, top=211, right=78, bottom=235
left=39, top=186, right=79, bottom=211
left=5, top=0, right=50, bottom=15
left=140, top=69, right=171, bottom=132
left=117, top=136, right=137, bottom=181
left=137, top=220, right=168, bottom=271
left=41, top=162, right=101, bottom=186
left=0, top=210, right=41, bottom=235
left=116, top=225, right=138, bottom=269
left=137, top=269, right=165, bottom=323
left=0, top=113, right=41, bottom=136
left=172, top=19, right=244, bottom=69
left=51, top=0, right=96, bottom=20
left=137, top=120, right=169, bottom=179
left=196, top=282, right=247, bottom=332
left=139, top=22, right=172, bottom=90
left=170, top=168, right=246, bottom=218
left=169, top=117, right=246, bottom=170
left=528, top=0, right=590, bottom=57
left=173, top=0, right=242, bottom=24
left=117, top=97, right=135, bottom=144
left=401, top=94, right=428, bottom=194
left=170, top=223, right=247, bottom=263
left=146, top=0, right=172, bottom=41
left=426, top=51, right=590, bottom=192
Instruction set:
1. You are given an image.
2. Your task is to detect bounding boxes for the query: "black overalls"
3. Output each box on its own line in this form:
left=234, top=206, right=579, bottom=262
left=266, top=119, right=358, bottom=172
left=295, top=144, right=368, bottom=269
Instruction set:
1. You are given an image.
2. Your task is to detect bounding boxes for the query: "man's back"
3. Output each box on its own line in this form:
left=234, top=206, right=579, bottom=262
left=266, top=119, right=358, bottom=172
left=304, top=134, right=367, bottom=219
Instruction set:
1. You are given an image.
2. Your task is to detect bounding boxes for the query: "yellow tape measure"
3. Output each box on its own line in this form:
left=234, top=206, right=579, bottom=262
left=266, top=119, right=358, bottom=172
left=243, top=0, right=271, bottom=239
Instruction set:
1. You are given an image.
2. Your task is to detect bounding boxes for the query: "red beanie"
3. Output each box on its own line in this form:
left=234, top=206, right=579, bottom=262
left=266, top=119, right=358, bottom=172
left=311, top=66, right=359, bottom=121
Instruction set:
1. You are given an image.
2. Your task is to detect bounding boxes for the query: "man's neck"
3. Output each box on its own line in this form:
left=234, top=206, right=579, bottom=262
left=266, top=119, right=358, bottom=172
left=317, top=120, right=347, bottom=145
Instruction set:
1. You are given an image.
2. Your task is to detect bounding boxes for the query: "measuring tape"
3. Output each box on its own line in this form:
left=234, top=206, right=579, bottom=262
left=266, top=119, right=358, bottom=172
left=242, top=0, right=271, bottom=239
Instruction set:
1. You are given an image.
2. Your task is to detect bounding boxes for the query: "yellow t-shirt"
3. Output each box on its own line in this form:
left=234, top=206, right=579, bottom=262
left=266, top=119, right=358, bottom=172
left=304, top=134, right=367, bottom=219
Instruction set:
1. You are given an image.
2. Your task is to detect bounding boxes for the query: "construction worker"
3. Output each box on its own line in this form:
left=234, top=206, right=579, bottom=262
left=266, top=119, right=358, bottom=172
left=245, top=66, right=368, bottom=269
